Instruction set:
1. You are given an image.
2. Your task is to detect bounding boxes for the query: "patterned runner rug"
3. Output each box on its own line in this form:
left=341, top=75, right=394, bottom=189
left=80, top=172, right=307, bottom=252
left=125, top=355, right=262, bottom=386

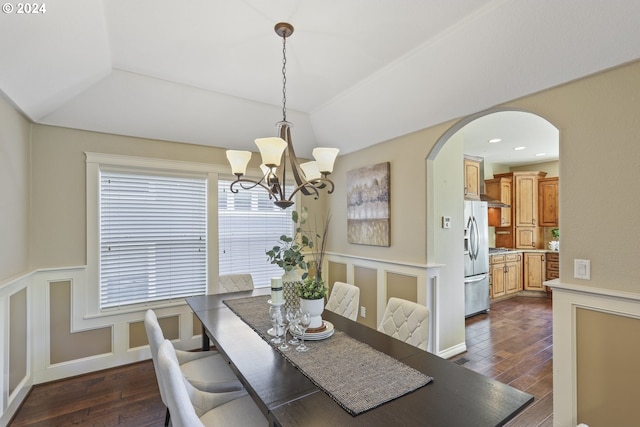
left=224, top=295, right=432, bottom=415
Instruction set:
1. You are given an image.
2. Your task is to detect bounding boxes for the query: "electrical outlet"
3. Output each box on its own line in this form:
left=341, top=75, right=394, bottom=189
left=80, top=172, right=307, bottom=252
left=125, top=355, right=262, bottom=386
left=360, top=306, right=366, bottom=318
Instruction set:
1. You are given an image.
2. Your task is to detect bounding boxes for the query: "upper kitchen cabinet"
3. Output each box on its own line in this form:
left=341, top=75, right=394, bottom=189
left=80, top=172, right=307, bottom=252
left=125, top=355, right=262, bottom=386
left=538, top=177, right=559, bottom=227
left=493, top=171, right=547, bottom=249
left=513, top=172, right=546, bottom=227
left=485, top=176, right=512, bottom=227
left=464, top=155, right=482, bottom=200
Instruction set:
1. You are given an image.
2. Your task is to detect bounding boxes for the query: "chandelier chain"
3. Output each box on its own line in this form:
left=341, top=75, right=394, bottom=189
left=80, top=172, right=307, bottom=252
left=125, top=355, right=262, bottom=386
left=281, top=31, right=287, bottom=122
left=226, top=22, right=337, bottom=209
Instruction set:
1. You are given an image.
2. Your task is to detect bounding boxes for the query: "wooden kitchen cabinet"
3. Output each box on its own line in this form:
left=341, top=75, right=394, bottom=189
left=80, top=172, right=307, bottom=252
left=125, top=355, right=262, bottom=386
left=490, top=257, right=506, bottom=298
left=485, top=176, right=512, bottom=227
left=546, top=251, right=559, bottom=280
left=490, top=253, right=522, bottom=299
left=538, top=177, right=559, bottom=227
left=514, top=173, right=541, bottom=227
left=464, top=155, right=482, bottom=200
left=505, top=254, right=522, bottom=294
left=515, top=226, right=538, bottom=248
left=523, top=252, right=546, bottom=291
left=493, top=171, right=546, bottom=249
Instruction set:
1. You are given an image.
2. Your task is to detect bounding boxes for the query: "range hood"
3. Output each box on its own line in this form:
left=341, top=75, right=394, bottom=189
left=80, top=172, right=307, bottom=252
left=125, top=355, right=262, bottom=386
left=479, top=193, right=511, bottom=208
left=463, top=192, right=510, bottom=207
left=465, top=155, right=511, bottom=208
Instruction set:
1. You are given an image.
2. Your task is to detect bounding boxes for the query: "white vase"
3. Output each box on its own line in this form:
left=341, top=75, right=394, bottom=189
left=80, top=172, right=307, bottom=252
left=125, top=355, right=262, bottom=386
left=299, top=297, right=324, bottom=329
left=282, top=269, right=302, bottom=312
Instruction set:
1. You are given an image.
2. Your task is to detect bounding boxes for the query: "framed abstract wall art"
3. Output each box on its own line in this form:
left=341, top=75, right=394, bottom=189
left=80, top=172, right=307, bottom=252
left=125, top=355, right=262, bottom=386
left=346, top=162, right=390, bottom=246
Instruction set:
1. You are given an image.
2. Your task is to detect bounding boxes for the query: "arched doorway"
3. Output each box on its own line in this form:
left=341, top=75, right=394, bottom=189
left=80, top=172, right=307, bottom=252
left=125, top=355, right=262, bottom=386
left=425, top=108, right=558, bottom=356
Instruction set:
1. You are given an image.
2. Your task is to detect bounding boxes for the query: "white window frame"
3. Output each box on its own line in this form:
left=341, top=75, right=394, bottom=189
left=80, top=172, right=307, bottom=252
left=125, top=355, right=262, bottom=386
left=85, top=152, right=299, bottom=317
left=86, top=153, right=223, bottom=316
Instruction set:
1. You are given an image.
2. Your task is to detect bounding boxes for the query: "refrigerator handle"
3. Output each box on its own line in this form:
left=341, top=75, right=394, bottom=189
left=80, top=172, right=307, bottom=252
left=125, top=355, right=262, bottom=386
left=469, top=216, right=477, bottom=260
left=472, top=216, right=480, bottom=261
left=464, top=274, right=488, bottom=283
left=465, top=217, right=473, bottom=257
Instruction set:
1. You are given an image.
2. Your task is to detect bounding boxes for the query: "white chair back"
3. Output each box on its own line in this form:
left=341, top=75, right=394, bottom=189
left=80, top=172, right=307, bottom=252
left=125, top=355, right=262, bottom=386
left=144, top=309, right=169, bottom=406
left=218, top=274, right=254, bottom=293
left=325, top=282, right=360, bottom=321
left=157, top=340, right=249, bottom=427
left=377, top=297, right=429, bottom=351
left=157, top=340, right=209, bottom=427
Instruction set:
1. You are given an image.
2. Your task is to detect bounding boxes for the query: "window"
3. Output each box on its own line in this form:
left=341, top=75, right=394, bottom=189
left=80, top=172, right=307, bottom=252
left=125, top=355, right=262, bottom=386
left=100, top=170, right=207, bottom=308
left=218, top=180, right=295, bottom=287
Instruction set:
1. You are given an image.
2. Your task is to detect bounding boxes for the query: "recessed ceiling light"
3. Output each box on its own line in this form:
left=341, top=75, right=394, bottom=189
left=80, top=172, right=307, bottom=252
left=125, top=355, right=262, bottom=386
left=514, top=146, right=526, bottom=151
left=488, top=138, right=501, bottom=143
left=535, top=152, right=547, bottom=157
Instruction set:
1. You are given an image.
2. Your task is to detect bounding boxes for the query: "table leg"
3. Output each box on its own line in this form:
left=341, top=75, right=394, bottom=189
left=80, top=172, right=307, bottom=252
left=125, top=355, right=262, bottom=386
left=202, top=324, right=210, bottom=351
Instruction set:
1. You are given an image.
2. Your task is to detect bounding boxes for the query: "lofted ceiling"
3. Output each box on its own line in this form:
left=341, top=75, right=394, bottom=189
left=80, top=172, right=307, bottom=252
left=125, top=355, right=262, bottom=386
left=1, top=0, right=640, bottom=160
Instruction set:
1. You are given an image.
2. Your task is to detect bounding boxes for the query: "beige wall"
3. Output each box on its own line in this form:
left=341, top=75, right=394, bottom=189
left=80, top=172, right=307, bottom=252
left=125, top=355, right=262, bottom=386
left=576, top=307, right=640, bottom=426
left=30, top=126, right=228, bottom=268
left=0, top=96, right=30, bottom=282
left=49, top=280, right=112, bottom=364
left=430, top=131, right=467, bottom=349
left=327, top=124, right=452, bottom=264
left=504, top=62, right=640, bottom=292
left=326, top=60, right=640, bottom=296
left=354, top=266, right=377, bottom=329
left=29, top=124, right=323, bottom=269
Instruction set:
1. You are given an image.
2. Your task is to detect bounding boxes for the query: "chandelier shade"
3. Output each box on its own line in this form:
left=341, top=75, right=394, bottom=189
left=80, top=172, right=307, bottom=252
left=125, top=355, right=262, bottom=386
left=226, top=150, right=252, bottom=176
left=255, top=137, right=287, bottom=167
left=225, top=22, right=339, bottom=209
left=300, top=161, right=321, bottom=181
left=312, top=148, right=340, bottom=174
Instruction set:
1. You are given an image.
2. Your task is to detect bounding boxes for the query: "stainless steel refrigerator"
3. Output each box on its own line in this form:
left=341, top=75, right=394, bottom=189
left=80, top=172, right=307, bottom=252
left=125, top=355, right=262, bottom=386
left=464, top=200, right=490, bottom=317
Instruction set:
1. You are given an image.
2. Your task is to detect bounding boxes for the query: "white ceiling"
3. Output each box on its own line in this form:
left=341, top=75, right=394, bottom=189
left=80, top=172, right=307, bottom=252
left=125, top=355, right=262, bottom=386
left=1, top=0, right=640, bottom=160
left=461, top=111, right=559, bottom=167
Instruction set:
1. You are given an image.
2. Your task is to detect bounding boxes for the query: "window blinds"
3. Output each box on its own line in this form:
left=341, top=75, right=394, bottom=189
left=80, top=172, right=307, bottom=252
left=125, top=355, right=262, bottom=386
left=218, top=180, right=295, bottom=288
left=100, top=171, right=207, bottom=308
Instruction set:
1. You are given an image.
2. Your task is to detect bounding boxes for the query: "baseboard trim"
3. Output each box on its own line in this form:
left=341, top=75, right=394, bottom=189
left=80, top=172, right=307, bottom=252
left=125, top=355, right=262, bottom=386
left=439, top=342, right=467, bottom=359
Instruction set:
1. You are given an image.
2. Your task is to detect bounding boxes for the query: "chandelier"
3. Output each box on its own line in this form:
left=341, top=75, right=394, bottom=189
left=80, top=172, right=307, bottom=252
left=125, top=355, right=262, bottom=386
left=225, top=22, right=339, bottom=209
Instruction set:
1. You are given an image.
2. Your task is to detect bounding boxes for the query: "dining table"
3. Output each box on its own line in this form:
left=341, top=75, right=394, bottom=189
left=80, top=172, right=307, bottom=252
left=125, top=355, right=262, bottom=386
left=186, top=288, right=533, bottom=426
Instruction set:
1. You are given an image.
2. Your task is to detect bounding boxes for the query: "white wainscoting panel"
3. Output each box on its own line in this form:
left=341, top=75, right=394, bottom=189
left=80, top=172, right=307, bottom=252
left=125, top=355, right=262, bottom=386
left=550, top=280, right=640, bottom=427
left=325, top=253, right=448, bottom=355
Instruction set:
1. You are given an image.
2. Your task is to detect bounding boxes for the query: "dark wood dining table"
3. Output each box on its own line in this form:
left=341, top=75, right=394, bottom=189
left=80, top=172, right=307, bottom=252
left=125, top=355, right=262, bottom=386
left=186, top=288, right=533, bottom=426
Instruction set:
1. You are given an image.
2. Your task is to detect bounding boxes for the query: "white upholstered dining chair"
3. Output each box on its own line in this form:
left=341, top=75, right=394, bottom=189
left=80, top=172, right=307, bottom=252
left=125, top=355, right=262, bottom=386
left=144, top=310, right=243, bottom=426
left=377, top=297, right=429, bottom=351
left=325, top=281, right=360, bottom=321
left=218, top=273, right=254, bottom=293
left=157, top=339, right=266, bottom=427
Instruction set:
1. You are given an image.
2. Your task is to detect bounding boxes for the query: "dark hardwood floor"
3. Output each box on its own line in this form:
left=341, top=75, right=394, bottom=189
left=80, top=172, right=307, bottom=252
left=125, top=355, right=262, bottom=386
left=451, top=295, right=553, bottom=427
left=9, top=360, right=166, bottom=426
left=10, top=296, right=552, bottom=426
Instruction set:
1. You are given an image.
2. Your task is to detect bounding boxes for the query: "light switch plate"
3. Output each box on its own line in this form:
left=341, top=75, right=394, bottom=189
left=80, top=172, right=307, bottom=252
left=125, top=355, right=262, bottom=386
left=442, top=216, right=451, bottom=229
left=574, top=259, right=591, bottom=280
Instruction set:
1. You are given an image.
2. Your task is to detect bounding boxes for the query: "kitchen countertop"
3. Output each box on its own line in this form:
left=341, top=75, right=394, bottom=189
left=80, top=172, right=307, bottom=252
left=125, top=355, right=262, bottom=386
left=489, top=248, right=559, bottom=255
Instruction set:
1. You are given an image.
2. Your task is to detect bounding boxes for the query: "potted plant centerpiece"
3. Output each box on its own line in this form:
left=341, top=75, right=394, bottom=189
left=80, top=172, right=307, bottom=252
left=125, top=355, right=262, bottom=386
left=549, top=228, right=559, bottom=251
left=295, top=213, right=330, bottom=329
left=266, top=208, right=311, bottom=311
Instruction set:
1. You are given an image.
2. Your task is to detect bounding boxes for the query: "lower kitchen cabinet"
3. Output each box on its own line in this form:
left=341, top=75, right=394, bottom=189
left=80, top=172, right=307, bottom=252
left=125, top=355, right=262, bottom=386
left=505, top=254, right=522, bottom=294
left=546, top=252, right=559, bottom=280
left=490, top=253, right=522, bottom=299
left=523, top=252, right=546, bottom=290
left=490, top=260, right=506, bottom=298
